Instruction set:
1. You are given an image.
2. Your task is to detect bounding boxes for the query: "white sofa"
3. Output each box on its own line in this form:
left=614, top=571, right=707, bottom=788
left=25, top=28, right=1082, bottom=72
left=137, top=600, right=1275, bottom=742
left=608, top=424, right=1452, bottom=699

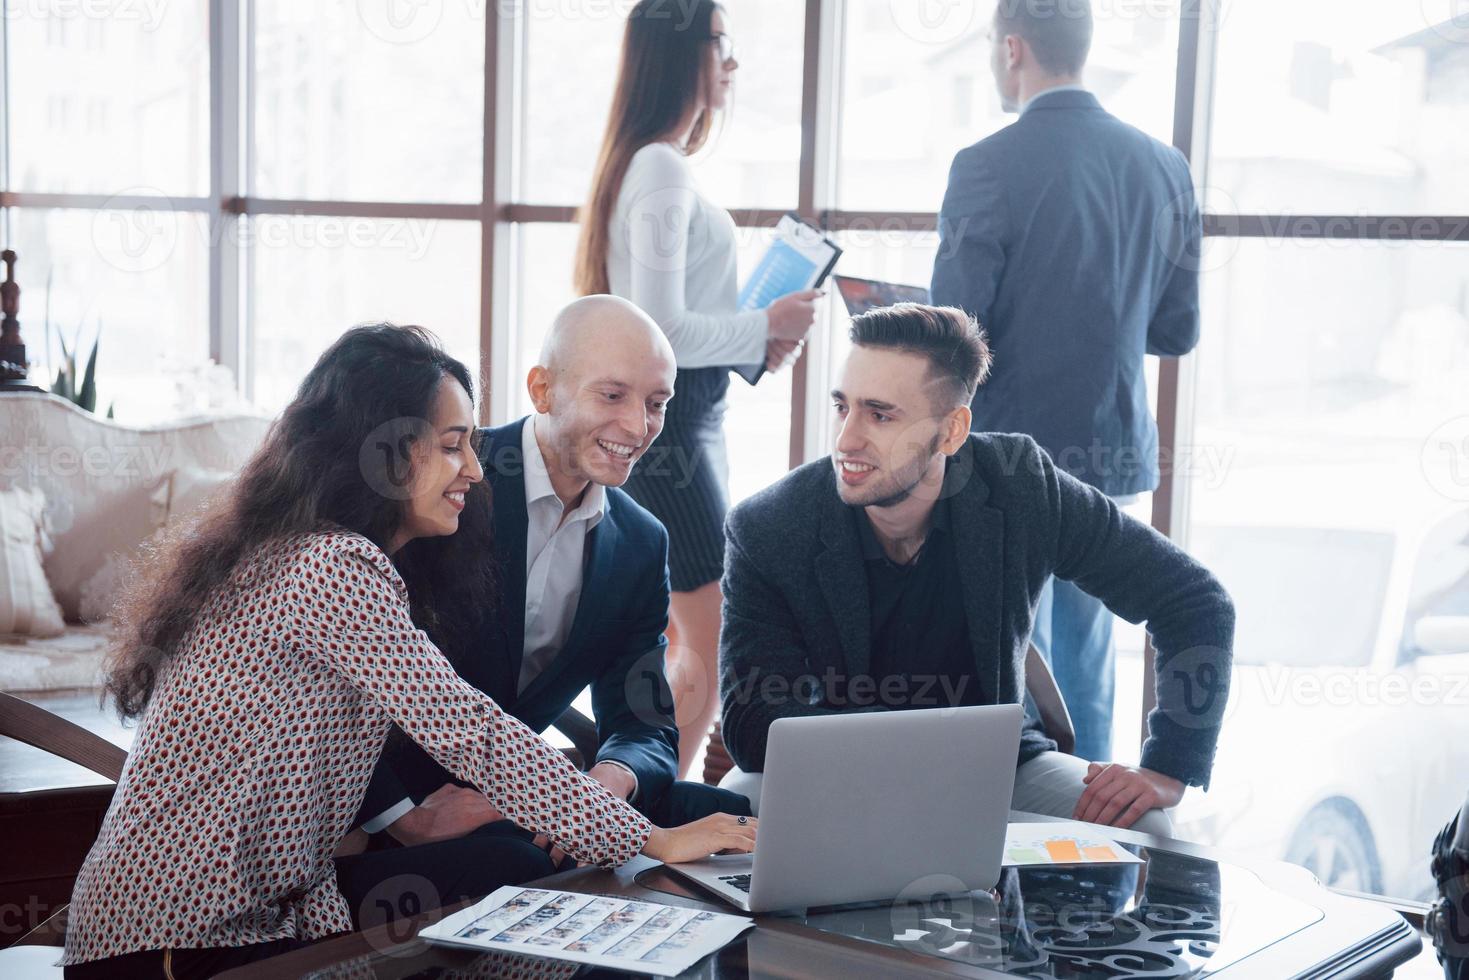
left=0, top=391, right=270, bottom=693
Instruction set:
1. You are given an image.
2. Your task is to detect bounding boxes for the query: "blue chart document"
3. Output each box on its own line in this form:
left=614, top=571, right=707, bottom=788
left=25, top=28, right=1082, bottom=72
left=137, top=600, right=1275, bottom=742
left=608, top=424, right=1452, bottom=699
left=733, top=214, right=841, bottom=384
left=737, top=214, right=841, bottom=312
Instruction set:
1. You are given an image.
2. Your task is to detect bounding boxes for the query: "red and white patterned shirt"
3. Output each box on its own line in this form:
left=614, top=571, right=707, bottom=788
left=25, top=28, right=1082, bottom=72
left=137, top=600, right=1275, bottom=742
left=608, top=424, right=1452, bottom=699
left=63, top=530, right=654, bottom=965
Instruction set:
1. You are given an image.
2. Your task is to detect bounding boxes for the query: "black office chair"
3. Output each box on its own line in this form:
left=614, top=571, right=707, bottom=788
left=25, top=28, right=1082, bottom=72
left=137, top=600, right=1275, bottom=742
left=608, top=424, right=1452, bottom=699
left=551, top=707, right=600, bottom=771
left=1429, top=795, right=1469, bottom=980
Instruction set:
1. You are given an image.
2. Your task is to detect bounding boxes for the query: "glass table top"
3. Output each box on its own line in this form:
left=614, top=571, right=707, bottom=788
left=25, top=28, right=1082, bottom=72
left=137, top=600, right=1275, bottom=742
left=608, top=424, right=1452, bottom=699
left=781, top=845, right=1324, bottom=977
left=301, top=844, right=1326, bottom=978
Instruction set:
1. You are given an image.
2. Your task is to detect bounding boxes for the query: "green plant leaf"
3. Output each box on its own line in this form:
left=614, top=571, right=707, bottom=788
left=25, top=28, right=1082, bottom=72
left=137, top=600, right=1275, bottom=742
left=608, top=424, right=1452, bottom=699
left=78, top=334, right=99, bottom=413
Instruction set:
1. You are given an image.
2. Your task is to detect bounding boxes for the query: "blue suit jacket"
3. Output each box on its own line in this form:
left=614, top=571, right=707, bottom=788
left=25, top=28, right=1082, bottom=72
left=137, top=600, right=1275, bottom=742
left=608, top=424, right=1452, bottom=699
left=357, top=417, right=679, bottom=823
left=931, top=89, right=1202, bottom=496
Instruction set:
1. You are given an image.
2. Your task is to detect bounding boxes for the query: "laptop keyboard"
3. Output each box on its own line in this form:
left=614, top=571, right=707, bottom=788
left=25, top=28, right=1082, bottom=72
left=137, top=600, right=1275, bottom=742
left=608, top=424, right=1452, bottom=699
left=718, top=874, right=752, bottom=894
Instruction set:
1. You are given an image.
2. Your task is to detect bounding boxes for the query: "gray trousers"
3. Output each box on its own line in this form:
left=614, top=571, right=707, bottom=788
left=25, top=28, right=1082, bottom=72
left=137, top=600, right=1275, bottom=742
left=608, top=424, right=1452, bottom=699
left=719, top=750, right=1174, bottom=839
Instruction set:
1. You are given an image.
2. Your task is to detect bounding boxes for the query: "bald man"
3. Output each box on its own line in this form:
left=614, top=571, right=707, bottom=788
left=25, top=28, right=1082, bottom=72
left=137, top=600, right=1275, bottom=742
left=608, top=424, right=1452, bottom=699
left=340, top=297, right=752, bottom=925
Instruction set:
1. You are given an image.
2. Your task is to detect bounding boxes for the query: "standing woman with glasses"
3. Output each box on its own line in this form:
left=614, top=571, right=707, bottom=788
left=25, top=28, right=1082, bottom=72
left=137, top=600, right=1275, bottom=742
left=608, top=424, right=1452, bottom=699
left=575, top=0, right=818, bottom=776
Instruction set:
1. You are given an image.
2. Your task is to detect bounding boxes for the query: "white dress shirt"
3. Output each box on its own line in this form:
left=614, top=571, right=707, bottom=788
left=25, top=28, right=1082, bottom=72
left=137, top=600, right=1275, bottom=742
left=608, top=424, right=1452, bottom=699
left=1020, top=83, right=1090, bottom=115
left=518, top=417, right=606, bottom=693
left=519, top=420, right=640, bottom=798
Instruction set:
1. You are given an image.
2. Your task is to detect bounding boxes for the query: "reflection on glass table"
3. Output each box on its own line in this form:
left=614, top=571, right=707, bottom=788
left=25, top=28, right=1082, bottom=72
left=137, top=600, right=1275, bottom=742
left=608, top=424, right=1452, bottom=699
left=785, top=848, right=1320, bottom=978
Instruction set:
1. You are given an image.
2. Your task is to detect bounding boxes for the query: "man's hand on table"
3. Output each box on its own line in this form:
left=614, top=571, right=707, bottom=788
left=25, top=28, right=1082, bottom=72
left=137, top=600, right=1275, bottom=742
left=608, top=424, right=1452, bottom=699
left=380, top=764, right=636, bottom=867
left=387, top=783, right=505, bottom=847
left=1073, top=763, right=1184, bottom=829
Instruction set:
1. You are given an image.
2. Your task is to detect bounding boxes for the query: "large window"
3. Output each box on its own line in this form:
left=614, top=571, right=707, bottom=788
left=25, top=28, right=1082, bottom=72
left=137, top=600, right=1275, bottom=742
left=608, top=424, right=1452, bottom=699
left=8, top=0, right=1467, bottom=904
left=248, top=216, right=481, bottom=410
left=1173, top=236, right=1469, bottom=899
left=9, top=4, right=208, bottom=195
left=253, top=0, right=484, bottom=203
left=521, top=0, right=804, bottom=207
left=836, top=0, right=1180, bottom=210
left=1207, top=0, right=1469, bottom=214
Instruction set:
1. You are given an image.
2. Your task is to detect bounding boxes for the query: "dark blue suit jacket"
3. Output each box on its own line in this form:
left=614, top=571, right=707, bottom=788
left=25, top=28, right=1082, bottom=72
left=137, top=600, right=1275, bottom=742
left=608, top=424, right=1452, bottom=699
left=931, top=89, right=1202, bottom=496
left=357, top=417, right=679, bottom=824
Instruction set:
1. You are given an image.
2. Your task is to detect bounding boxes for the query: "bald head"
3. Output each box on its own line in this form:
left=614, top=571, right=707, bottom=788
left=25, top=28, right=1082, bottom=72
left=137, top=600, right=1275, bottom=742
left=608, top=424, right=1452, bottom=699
left=539, top=295, right=675, bottom=381
left=526, top=295, right=678, bottom=492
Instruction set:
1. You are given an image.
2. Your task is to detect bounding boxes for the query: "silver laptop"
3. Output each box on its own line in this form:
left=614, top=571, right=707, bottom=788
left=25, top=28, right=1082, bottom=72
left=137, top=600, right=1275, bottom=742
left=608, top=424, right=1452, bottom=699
left=665, top=703, right=1023, bottom=913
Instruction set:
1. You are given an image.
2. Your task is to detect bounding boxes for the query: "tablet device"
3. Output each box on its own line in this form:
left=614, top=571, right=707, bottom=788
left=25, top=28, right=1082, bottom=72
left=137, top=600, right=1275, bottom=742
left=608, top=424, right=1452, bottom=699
left=832, top=274, right=931, bottom=317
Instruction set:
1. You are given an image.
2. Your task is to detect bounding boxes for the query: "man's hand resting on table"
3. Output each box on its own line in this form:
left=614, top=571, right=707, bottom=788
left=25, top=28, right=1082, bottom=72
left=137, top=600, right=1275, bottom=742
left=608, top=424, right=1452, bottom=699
left=385, top=765, right=637, bottom=865
left=1073, top=763, right=1185, bottom=829
left=387, top=783, right=505, bottom=847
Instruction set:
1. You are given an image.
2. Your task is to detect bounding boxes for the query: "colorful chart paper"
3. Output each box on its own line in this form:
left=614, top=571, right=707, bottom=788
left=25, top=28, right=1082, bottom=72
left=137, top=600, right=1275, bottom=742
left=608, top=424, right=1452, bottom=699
left=1003, top=823, right=1145, bottom=867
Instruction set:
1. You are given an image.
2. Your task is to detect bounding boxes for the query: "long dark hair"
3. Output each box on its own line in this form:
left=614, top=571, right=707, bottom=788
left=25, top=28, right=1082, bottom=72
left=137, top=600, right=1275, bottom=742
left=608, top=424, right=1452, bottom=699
left=106, top=323, right=495, bottom=719
left=574, top=0, right=724, bottom=296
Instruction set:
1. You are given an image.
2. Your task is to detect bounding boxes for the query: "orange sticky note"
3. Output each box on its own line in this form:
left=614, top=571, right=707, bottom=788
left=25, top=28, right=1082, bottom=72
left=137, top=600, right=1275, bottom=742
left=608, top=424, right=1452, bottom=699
left=1044, top=839, right=1083, bottom=863
left=1082, top=846, right=1117, bottom=863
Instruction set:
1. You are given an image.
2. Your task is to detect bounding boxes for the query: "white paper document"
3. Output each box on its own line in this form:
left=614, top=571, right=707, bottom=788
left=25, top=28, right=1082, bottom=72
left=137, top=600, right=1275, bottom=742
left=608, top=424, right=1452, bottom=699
left=420, top=886, right=754, bottom=976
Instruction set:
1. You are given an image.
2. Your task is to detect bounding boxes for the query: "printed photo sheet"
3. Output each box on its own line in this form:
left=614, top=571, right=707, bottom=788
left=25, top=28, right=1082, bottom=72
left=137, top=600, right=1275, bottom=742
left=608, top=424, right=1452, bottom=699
left=421, top=886, right=754, bottom=976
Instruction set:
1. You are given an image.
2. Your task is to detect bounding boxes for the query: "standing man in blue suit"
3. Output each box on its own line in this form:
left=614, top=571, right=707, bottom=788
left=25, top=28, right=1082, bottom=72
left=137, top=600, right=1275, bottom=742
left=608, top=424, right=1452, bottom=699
left=337, top=296, right=750, bottom=920
left=931, top=0, right=1203, bottom=761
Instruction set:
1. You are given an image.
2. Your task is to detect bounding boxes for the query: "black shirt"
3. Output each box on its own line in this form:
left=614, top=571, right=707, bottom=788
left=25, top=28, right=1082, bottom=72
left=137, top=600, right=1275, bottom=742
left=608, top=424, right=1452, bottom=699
left=856, top=498, right=983, bottom=710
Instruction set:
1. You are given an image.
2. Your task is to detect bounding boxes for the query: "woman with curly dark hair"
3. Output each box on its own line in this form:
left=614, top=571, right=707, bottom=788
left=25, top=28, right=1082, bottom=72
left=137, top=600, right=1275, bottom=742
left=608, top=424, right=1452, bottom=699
left=62, top=324, right=755, bottom=979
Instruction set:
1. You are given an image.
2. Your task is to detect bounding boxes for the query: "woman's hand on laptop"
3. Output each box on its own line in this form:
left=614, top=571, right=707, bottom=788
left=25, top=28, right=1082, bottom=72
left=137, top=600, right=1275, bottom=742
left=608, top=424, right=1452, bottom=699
left=1073, top=764, right=1184, bottom=829
left=642, top=812, right=758, bottom=864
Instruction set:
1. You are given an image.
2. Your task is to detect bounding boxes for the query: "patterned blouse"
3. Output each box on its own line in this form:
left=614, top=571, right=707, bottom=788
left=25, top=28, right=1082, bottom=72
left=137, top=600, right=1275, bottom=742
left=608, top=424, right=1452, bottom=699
left=63, top=530, right=654, bottom=966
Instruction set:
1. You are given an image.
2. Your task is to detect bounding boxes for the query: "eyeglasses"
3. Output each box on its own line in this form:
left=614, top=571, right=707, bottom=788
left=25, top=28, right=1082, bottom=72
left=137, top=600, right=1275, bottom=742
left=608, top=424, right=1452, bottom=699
left=708, top=32, right=735, bottom=64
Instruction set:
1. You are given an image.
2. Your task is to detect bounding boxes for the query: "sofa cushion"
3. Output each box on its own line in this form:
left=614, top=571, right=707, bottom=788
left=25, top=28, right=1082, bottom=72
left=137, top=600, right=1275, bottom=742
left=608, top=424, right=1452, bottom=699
left=44, top=472, right=172, bottom=622
left=0, top=485, right=66, bottom=638
left=0, top=623, right=111, bottom=692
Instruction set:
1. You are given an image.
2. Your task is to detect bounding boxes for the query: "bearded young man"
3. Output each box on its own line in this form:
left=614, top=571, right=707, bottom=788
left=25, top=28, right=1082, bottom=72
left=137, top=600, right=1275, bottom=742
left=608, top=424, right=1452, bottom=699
left=718, top=304, right=1232, bottom=835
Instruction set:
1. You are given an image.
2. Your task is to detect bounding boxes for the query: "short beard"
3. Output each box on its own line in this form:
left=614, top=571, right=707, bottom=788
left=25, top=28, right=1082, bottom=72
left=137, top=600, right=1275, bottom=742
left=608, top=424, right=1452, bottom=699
left=840, top=434, right=942, bottom=509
